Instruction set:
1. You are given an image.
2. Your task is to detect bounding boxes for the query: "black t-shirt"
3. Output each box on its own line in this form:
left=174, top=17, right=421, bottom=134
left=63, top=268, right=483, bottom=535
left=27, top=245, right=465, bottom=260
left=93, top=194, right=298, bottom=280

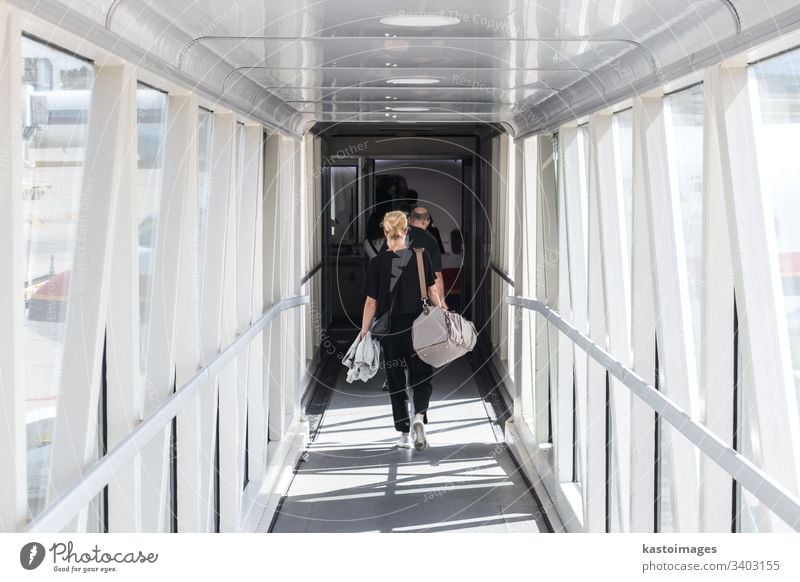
left=364, top=248, right=435, bottom=317
left=380, top=226, right=442, bottom=273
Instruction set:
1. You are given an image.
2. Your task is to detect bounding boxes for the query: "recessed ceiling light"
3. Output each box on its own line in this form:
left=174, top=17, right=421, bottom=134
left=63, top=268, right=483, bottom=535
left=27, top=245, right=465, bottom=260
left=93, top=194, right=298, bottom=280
left=388, top=107, right=430, bottom=112
left=387, top=77, right=440, bottom=85
left=379, top=15, right=461, bottom=28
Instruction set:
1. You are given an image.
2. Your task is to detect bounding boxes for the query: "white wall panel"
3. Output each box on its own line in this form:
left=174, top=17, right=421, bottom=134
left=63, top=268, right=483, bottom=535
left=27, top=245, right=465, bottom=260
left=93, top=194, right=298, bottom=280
left=46, top=63, right=134, bottom=532
left=713, top=64, right=800, bottom=528
left=219, top=119, right=244, bottom=532
left=173, top=101, right=205, bottom=532
left=699, top=66, right=736, bottom=532
left=511, top=138, right=525, bottom=420
left=636, top=94, right=700, bottom=532
left=194, top=112, right=236, bottom=532
left=554, top=130, right=575, bottom=485
left=561, top=124, right=589, bottom=524
left=585, top=119, right=609, bottom=532
left=264, top=133, right=285, bottom=442
left=589, top=113, right=632, bottom=532
left=242, top=126, right=266, bottom=482
left=535, top=135, right=559, bottom=445
left=105, top=63, right=141, bottom=533
left=140, top=93, right=197, bottom=533
left=629, top=103, right=658, bottom=533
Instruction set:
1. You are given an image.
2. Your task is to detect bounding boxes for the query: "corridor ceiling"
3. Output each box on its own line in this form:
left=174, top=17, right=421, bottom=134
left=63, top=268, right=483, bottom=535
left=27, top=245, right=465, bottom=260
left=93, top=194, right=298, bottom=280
left=22, top=0, right=800, bottom=136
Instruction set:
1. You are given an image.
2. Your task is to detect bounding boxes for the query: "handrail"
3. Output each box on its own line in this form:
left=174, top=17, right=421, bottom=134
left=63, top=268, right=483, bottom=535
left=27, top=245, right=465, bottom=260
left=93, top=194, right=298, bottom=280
left=300, top=262, right=322, bottom=285
left=507, top=295, right=800, bottom=531
left=490, top=262, right=515, bottom=287
left=26, top=295, right=309, bottom=533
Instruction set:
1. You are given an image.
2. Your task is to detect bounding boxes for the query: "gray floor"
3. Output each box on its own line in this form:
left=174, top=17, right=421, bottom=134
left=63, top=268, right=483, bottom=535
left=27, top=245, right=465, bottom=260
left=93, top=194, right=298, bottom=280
left=268, top=357, right=551, bottom=533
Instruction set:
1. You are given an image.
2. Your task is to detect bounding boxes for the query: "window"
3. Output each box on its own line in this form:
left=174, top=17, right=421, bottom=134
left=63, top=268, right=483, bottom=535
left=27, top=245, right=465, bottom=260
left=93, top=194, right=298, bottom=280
left=741, top=48, right=800, bottom=531
left=577, top=124, right=590, bottom=275
left=20, top=36, right=93, bottom=519
left=751, top=49, right=800, bottom=410
left=659, top=83, right=705, bottom=532
left=612, top=109, right=634, bottom=282
left=665, top=84, right=705, bottom=367
left=235, top=122, right=246, bottom=240
left=197, top=108, right=214, bottom=304
left=136, top=85, right=167, bottom=366
left=573, top=124, right=591, bottom=490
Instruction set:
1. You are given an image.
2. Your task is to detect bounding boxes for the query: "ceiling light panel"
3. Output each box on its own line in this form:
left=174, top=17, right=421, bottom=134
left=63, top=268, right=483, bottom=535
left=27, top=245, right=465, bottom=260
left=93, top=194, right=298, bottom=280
left=387, top=106, right=430, bottom=111
left=288, top=102, right=514, bottom=114
left=379, top=15, right=462, bottom=28
left=386, top=77, right=440, bottom=85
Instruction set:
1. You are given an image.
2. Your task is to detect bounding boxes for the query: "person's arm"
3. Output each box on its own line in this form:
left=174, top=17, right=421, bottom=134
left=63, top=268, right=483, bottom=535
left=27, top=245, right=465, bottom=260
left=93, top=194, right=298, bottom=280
left=360, top=296, right=377, bottom=338
left=426, top=237, right=447, bottom=310
left=435, top=272, right=448, bottom=310
left=421, top=250, right=446, bottom=310
left=427, top=285, right=442, bottom=307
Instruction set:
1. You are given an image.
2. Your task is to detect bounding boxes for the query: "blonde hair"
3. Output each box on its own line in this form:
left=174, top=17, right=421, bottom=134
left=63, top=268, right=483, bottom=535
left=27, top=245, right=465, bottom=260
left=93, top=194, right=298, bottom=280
left=382, top=210, right=408, bottom=240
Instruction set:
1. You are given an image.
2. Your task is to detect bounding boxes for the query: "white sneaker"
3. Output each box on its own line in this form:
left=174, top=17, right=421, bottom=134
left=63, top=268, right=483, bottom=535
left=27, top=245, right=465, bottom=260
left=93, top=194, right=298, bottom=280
left=396, top=433, right=412, bottom=449
left=411, top=417, right=427, bottom=450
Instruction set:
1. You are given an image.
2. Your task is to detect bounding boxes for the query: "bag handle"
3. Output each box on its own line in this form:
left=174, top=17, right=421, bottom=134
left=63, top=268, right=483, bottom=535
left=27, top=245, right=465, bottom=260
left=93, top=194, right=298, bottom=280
left=414, top=248, right=430, bottom=314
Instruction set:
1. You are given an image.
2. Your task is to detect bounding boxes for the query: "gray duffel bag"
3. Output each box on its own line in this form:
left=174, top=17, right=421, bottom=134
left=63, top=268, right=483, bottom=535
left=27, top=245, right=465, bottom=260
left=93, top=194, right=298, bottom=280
left=411, top=249, right=477, bottom=368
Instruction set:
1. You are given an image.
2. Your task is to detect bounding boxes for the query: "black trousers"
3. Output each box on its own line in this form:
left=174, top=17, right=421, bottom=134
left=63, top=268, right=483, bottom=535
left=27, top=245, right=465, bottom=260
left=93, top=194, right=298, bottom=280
left=381, top=315, right=433, bottom=433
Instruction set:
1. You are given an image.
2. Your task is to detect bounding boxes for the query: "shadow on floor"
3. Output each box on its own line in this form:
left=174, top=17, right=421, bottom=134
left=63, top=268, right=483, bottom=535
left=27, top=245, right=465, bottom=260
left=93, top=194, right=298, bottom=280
left=271, top=443, right=552, bottom=533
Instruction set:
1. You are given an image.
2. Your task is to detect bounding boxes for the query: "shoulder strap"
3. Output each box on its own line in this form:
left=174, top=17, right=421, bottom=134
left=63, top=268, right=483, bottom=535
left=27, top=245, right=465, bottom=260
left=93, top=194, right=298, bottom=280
left=414, top=248, right=428, bottom=301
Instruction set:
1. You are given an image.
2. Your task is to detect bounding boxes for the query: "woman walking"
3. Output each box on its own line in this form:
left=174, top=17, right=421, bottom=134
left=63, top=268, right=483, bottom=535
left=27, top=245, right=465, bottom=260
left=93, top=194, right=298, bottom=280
left=360, top=211, right=442, bottom=449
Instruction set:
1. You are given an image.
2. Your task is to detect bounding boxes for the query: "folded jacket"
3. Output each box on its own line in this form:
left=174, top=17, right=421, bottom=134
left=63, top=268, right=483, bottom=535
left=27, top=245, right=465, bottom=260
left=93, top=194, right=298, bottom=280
left=342, top=332, right=381, bottom=383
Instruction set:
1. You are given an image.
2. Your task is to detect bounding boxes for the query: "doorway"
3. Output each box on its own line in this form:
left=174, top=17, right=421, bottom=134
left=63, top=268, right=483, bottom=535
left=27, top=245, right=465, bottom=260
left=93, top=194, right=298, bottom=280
left=320, top=153, right=478, bottom=340
left=371, top=159, right=470, bottom=315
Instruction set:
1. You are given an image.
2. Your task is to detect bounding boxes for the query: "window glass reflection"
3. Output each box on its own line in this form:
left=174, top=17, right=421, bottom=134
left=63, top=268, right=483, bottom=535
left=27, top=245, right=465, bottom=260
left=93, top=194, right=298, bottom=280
left=21, top=37, right=93, bottom=518
left=613, top=109, right=634, bottom=281
left=660, top=83, right=705, bottom=533
left=751, top=49, right=800, bottom=407
left=136, top=85, right=167, bottom=368
left=197, top=108, right=214, bottom=305
left=666, top=84, right=705, bottom=368
left=744, top=48, right=800, bottom=531
left=574, top=124, right=590, bottom=490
